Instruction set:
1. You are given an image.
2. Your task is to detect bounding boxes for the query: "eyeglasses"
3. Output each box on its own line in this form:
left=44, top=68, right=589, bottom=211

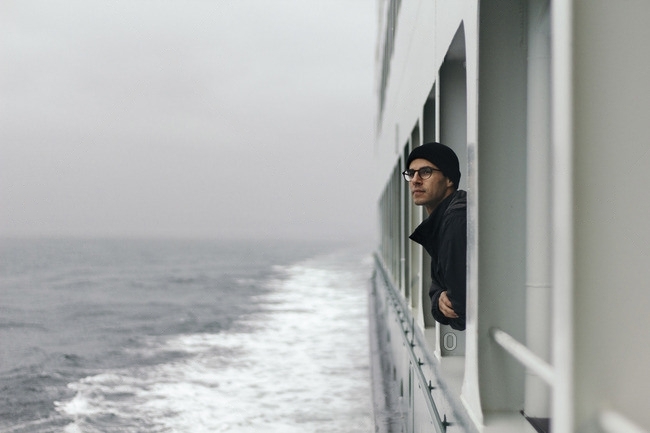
left=402, top=167, right=441, bottom=182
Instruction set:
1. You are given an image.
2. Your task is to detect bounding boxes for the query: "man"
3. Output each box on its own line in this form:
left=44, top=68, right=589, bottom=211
left=403, top=142, right=467, bottom=331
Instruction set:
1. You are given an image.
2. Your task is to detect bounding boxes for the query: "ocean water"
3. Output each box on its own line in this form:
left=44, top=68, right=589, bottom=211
left=0, top=238, right=374, bottom=433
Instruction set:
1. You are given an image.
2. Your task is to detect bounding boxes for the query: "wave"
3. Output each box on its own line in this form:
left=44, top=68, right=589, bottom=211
left=54, top=250, right=373, bottom=433
left=1, top=240, right=374, bottom=433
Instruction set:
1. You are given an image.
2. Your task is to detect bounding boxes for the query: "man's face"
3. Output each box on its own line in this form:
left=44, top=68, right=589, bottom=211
left=408, top=158, right=455, bottom=214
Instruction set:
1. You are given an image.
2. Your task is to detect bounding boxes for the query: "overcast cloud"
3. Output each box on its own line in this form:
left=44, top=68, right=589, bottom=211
left=0, top=0, right=378, bottom=243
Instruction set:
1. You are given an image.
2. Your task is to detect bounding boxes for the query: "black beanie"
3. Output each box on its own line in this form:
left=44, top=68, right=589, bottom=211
left=406, top=142, right=461, bottom=188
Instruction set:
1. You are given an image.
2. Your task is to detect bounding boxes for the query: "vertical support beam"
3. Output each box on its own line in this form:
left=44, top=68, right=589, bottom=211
left=525, top=0, right=552, bottom=418
left=408, top=126, right=423, bottom=327
left=400, top=142, right=408, bottom=300
left=571, top=1, right=650, bottom=430
left=434, top=75, right=441, bottom=143
left=550, top=0, right=574, bottom=432
left=476, top=0, right=528, bottom=411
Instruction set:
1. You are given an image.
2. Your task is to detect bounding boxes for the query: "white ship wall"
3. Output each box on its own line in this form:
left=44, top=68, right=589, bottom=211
left=373, top=0, right=650, bottom=432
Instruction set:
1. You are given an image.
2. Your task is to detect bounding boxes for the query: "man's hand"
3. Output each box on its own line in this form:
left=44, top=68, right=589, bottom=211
left=439, top=291, right=459, bottom=318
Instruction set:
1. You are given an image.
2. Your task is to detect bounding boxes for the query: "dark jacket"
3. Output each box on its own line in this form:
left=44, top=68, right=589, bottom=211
left=409, top=190, right=467, bottom=330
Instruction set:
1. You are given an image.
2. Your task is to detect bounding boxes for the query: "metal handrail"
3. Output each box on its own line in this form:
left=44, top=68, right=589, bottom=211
left=402, top=318, right=449, bottom=433
left=489, top=327, right=554, bottom=385
left=375, top=254, right=448, bottom=433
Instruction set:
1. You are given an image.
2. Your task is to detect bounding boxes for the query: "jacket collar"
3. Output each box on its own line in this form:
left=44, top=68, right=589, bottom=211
left=409, top=190, right=466, bottom=251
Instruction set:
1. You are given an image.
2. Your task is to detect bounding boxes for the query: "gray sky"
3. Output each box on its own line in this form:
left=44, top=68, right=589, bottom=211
left=0, top=0, right=378, bottom=243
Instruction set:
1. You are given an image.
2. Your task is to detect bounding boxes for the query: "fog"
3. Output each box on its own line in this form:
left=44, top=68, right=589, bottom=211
left=0, top=0, right=378, bottom=243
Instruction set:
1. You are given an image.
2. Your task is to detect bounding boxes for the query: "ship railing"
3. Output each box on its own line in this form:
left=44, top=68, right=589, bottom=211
left=490, top=329, right=649, bottom=433
left=374, top=253, right=449, bottom=433
left=489, top=327, right=554, bottom=385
